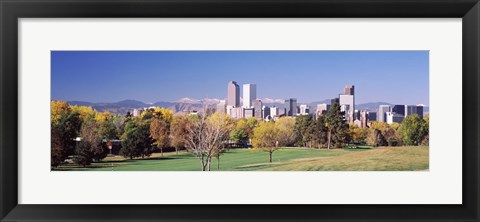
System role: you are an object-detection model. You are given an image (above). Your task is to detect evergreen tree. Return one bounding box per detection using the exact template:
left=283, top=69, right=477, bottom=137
left=121, top=120, right=154, bottom=159
left=293, top=114, right=316, bottom=147
left=314, top=116, right=328, bottom=147
left=324, top=103, right=349, bottom=149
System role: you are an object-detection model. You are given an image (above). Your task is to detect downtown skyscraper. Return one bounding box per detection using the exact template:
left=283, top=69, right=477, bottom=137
left=243, top=83, right=256, bottom=108
left=344, top=85, right=355, bottom=95
left=227, top=81, right=240, bottom=107
left=285, top=98, right=297, bottom=116
left=378, top=105, right=391, bottom=122
left=339, top=85, right=355, bottom=123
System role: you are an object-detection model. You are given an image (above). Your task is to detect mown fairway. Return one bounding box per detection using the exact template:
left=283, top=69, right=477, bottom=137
left=55, top=146, right=428, bottom=171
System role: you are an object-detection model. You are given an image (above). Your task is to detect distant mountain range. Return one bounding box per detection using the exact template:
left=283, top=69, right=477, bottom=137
left=67, top=98, right=428, bottom=115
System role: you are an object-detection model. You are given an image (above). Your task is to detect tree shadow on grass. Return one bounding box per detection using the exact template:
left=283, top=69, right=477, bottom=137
left=54, top=154, right=196, bottom=171
left=344, top=146, right=373, bottom=150
left=52, top=164, right=122, bottom=170
left=235, top=162, right=282, bottom=171
left=130, top=156, right=190, bottom=161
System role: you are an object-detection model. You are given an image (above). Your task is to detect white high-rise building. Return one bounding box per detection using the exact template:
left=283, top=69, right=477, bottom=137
left=378, top=105, right=391, bottom=122
left=316, top=103, right=330, bottom=118
left=339, top=94, right=354, bottom=122
left=270, top=106, right=278, bottom=117
left=243, top=84, right=257, bottom=108
left=386, top=111, right=404, bottom=124
left=299, top=104, right=310, bottom=115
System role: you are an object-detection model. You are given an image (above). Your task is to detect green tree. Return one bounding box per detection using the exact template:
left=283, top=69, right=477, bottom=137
left=230, top=127, right=248, bottom=144
left=121, top=120, right=154, bottom=159
left=229, top=118, right=255, bottom=146
left=51, top=108, right=82, bottom=167
left=313, top=116, right=328, bottom=148
left=113, top=114, right=128, bottom=138
left=400, top=114, right=426, bottom=145
left=95, top=112, right=118, bottom=140
left=421, top=114, right=429, bottom=145
left=324, top=103, right=349, bottom=149
left=252, top=121, right=279, bottom=162
left=51, top=125, right=65, bottom=167
left=293, top=114, right=316, bottom=147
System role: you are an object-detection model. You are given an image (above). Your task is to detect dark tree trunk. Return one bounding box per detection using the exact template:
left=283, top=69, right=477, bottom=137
left=217, top=155, right=220, bottom=170
left=161, top=148, right=163, bottom=157
left=201, top=156, right=206, bottom=171
left=269, top=151, right=272, bottom=163
left=327, top=129, right=332, bottom=150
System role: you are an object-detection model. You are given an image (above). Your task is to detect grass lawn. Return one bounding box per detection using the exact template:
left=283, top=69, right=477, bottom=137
left=54, top=146, right=428, bottom=171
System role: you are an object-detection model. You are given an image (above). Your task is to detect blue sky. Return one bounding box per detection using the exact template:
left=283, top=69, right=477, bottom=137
left=51, top=51, right=429, bottom=105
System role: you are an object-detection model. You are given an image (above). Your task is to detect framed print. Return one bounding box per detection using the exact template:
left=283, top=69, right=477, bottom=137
left=1, top=0, right=479, bottom=221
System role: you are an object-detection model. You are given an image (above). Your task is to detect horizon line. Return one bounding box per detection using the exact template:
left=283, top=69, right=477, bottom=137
left=53, top=98, right=429, bottom=106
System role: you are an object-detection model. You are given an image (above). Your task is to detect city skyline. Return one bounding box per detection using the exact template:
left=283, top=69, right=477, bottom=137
left=51, top=51, right=429, bottom=105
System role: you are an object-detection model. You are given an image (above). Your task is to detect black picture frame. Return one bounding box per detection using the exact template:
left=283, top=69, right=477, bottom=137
left=1, top=0, right=479, bottom=221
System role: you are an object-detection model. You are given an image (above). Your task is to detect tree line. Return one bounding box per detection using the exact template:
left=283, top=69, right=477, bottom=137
left=51, top=101, right=428, bottom=170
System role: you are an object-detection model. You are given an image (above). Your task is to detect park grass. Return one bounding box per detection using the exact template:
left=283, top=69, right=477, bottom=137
left=53, top=146, right=428, bottom=171
left=263, top=146, right=429, bottom=171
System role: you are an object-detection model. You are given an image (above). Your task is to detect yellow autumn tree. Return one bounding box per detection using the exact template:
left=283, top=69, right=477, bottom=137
left=252, top=121, right=279, bottom=163
left=94, top=111, right=113, bottom=125
left=70, top=105, right=96, bottom=121
left=51, top=100, right=70, bottom=124
left=208, top=112, right=235, bottom=132
left=152, top=107, right=174, bottom=124
left=170, top=115, right=190, bottom=154
left=274, top=117, right=296, bottom=147
left=150, top=117, right=169, bottom=156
